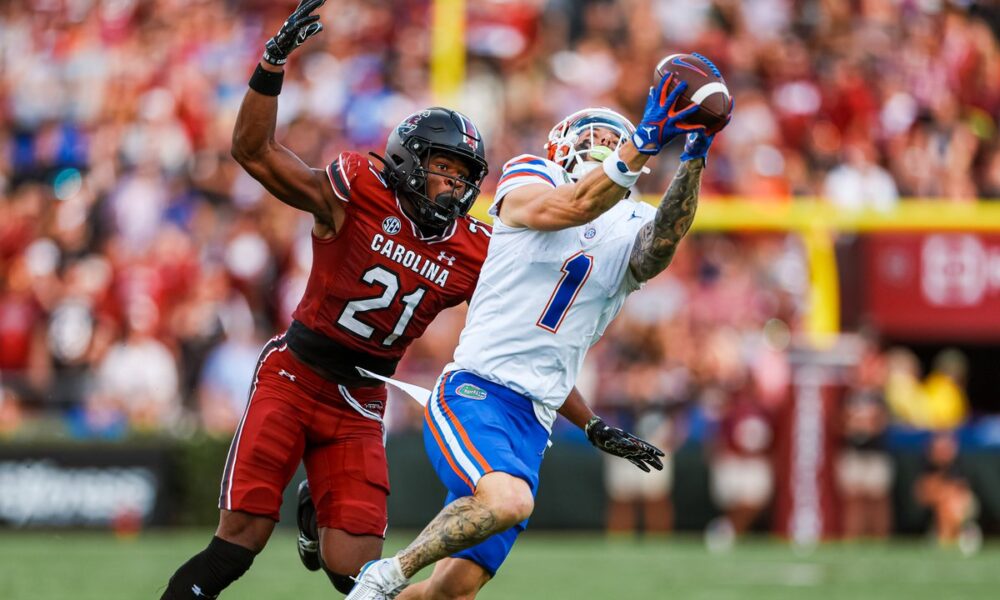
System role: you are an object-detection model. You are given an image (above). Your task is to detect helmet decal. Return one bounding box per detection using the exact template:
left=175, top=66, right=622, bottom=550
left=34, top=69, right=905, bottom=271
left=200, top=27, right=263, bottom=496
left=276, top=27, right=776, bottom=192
left=452, top=111, right=481, bottom=153
left=397, top=110, right=432, bottom=136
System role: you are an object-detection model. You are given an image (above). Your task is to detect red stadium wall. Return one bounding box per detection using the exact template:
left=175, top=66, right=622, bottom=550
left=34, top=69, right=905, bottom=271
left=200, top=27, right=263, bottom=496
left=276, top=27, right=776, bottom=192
left=863, top=233, right=1000, bottom=342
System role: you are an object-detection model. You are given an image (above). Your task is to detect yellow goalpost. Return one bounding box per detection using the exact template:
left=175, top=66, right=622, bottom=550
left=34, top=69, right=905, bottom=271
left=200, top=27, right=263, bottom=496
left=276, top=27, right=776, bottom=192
left=430, top=0, right=466, bottom=106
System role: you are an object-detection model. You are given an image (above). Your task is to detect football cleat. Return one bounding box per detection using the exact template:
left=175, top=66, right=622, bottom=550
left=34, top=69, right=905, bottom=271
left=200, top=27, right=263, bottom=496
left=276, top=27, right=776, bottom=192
left=344, top=557, right=409, bottom=600
left=296, top=480, right=322, bottom=572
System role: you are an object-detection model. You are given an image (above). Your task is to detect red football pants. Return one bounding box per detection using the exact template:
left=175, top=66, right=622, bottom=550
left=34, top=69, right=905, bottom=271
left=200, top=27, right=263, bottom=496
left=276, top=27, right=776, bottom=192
left=218, top=335, right=389, bottom=536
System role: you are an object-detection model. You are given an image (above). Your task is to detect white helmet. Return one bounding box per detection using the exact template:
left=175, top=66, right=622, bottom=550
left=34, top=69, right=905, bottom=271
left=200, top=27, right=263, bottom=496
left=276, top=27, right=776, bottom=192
left=545, top=107, right=636, bottom=180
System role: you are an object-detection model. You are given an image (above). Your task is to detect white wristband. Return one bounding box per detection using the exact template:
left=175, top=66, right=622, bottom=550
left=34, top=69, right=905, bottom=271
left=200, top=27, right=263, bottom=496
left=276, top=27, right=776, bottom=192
left=601, top=149, right=643, bottom=189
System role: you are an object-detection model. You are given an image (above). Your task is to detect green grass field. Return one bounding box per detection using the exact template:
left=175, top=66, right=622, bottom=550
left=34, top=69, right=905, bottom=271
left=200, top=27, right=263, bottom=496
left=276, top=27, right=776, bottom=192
left=1, top=529, right=997, bottom=599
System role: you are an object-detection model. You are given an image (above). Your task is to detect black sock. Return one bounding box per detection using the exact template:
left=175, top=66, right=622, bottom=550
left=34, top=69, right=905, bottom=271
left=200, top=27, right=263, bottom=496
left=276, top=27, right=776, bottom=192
left=160, top=536, right=257, bottom=599
left=325, top=569, right=355, bottom=594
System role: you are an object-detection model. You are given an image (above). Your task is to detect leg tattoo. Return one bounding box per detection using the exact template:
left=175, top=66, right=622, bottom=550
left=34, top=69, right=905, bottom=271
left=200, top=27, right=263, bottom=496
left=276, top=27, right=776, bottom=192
left=397, top=496, right=501, bottom=578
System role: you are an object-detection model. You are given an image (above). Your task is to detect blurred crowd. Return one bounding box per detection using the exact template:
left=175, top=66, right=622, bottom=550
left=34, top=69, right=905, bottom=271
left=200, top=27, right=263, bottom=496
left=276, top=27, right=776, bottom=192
left=0, top=0, right=998, bottom=542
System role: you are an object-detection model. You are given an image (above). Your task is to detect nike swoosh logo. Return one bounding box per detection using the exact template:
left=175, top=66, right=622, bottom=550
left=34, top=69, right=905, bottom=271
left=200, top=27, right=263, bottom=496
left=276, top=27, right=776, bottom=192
left=671, top=56, right=708, bottom=77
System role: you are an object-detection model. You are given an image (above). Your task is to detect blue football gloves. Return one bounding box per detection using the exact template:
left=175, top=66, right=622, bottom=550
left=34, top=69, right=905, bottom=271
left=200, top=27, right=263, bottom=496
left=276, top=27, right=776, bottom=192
left=679, top=131, right=715, bottom=163
left=631, top=74, right=703, bottom=156
left=678, top=97, right=733, bottom=163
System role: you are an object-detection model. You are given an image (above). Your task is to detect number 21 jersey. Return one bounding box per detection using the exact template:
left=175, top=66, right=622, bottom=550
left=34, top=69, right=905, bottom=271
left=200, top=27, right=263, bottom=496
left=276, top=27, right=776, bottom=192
left=291, top=151, right=490, bottom=377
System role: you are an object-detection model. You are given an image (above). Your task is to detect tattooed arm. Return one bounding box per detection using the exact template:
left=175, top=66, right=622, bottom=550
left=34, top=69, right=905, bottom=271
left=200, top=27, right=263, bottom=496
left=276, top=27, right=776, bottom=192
left=628, top=157, right=704, bottom=283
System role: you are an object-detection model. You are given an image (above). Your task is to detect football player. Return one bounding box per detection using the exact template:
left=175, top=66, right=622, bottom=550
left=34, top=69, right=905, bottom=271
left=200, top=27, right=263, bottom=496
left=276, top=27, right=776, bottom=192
left=343, top=65, right=730, bottom=599
left=156, top=0, right=491, bottom=597
left=158, top=2, right=662, bottom=598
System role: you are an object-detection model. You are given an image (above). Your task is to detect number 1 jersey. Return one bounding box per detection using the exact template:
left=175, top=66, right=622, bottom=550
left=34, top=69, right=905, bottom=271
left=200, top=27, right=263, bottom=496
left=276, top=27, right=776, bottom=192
left=291, top=151, right=490, bottom=373
left=447, top=154, right=656, bottom=430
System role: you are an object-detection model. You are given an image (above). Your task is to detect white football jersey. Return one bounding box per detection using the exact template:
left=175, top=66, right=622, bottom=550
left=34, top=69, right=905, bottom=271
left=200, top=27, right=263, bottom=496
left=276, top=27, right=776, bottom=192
left=447, top=154, right=656, bottom=430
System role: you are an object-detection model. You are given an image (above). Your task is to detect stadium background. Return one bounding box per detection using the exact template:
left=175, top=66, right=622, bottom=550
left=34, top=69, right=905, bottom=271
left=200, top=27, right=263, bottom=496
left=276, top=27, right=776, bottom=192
left=2, top=0, right=1000, bottom=598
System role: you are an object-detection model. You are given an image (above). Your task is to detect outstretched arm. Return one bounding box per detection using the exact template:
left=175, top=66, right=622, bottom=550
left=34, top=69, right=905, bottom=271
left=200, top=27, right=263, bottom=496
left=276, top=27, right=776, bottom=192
left=230, top=0, right=342, bottom=232
left=627, top=155, right=704, bottom=283
left=499, top=143, right=650, bottom=231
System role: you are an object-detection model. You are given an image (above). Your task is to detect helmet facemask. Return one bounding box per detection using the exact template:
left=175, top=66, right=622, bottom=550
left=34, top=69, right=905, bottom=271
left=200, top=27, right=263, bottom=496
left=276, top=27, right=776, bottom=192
left=546, top=108, right=636, bottom=181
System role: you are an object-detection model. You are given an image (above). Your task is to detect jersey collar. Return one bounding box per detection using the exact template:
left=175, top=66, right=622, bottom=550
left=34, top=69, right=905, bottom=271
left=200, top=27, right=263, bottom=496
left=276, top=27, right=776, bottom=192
left=394, top=193, right=458, bottom=244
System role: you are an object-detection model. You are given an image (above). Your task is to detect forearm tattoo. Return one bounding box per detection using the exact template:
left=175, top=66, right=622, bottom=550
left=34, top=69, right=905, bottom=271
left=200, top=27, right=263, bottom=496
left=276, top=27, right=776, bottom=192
left=397, top=495, right=501, bottom=578
left=629, top=158, right=704, bottom=282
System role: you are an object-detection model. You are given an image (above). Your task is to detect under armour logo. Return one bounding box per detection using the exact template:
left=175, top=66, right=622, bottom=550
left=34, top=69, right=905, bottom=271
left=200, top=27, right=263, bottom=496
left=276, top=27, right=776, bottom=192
left=629, top=210, right=641, bottom=220
left=642, top=126, right=656, bottom=136
left=279, top=369, right=297, bottom=382
left=191, top=584, right=214, bottom=598
left=437, top=252, right=456, bottom=266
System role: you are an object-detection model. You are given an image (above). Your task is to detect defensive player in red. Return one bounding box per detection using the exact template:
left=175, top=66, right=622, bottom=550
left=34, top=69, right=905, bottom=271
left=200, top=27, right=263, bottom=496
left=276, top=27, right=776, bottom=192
left=156, top=1, right=492, bottom=598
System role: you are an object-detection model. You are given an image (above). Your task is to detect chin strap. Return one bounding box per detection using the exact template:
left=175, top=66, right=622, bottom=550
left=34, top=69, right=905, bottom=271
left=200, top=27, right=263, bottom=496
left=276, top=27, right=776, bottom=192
left=570, top=160, right=601, bottom=180
left=368, top=152, right=399, bottom=187
left=370, top=151, right=470, bottom=233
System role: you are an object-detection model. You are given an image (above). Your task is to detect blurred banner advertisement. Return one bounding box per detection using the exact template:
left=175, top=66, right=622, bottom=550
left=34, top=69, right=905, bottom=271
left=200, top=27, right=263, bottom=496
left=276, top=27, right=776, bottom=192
left=864, top=234, right=1000, bottom=341
left=0, top=446, right=170, bottom=528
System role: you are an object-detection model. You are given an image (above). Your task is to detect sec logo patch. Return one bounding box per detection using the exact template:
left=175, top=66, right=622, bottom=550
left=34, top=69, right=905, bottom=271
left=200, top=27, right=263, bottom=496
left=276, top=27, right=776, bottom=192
left=456, top=383, right=487, bottom=400
left=382, top=217, right=402, bottom=235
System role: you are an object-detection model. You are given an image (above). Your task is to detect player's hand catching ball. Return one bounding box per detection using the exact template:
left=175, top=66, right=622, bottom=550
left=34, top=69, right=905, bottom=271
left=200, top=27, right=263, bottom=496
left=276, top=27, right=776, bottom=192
left=585, top=416, right=666, bottom=473
left=678, top=96, right=733, bottom=164
left=264, top=0, right=326, bottom=66
left=631, top=74, right=702, bottom=156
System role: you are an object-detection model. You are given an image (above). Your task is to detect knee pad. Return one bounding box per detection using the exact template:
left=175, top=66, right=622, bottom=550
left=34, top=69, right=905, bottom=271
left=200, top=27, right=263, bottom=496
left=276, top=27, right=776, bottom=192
left=325, top=570, right=355, bottom=594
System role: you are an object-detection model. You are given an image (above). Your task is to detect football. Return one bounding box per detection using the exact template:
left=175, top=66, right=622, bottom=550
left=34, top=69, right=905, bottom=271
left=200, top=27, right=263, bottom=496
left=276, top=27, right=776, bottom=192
left=654, top=53, right=733, bottom=134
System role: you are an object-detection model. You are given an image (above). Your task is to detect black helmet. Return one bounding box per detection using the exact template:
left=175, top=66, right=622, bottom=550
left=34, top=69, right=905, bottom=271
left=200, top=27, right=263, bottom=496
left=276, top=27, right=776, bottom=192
left=378, top=107, right=488, bottom=229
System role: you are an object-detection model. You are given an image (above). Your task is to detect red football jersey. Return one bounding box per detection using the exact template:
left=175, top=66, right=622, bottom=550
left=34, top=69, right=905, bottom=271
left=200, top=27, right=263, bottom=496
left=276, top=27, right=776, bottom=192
left=291, top=151, right=490, bottom=366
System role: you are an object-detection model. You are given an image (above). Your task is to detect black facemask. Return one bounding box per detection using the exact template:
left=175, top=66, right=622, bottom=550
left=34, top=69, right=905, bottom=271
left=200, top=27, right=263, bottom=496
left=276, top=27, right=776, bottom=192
left=374, top=151, right=481, bottom=232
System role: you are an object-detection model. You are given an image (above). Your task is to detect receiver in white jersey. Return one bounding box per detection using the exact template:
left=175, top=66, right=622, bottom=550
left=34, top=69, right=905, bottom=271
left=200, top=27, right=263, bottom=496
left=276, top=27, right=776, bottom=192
left=446, top=154, right=655, bottom=430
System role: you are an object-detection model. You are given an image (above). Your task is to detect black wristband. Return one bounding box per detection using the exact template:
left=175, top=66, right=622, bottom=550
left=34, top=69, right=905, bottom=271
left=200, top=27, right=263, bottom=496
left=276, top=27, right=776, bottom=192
left=249, top=64, right=284, bottom=96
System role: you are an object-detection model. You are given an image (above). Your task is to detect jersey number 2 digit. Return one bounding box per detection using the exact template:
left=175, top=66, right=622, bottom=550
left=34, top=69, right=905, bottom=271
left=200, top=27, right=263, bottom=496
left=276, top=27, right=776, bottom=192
left=537, top=252, right=593, bottom=333
left=337, top=266, right=427, bottom=346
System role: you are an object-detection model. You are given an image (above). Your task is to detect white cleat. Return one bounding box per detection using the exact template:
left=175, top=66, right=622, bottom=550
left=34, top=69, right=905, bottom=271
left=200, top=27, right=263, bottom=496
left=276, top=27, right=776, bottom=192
left=345, top=557, right=410, bottom=600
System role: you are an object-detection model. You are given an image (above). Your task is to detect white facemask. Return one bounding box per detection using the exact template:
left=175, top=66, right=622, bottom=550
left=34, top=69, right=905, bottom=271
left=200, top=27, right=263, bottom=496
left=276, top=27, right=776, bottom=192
left=568, top=145, right=613, bottom=180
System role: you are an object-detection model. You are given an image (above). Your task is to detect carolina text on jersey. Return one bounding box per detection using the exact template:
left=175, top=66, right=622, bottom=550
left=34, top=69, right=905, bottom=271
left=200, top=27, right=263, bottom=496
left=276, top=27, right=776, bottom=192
left=370, top=234, right=451, bottom=288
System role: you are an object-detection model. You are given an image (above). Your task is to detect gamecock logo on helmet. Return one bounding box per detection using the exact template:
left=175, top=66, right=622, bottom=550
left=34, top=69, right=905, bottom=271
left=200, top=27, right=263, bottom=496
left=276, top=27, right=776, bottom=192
left=382, top=216, right=402, bottom=235
left=397, top=110, right=431, bottom=136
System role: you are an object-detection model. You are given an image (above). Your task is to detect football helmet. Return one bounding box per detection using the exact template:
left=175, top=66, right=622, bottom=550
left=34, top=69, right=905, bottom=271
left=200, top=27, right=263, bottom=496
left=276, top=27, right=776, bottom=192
left=379, top=108, right=488, bottom=229
left=545, top=107, right=636, bottom=180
